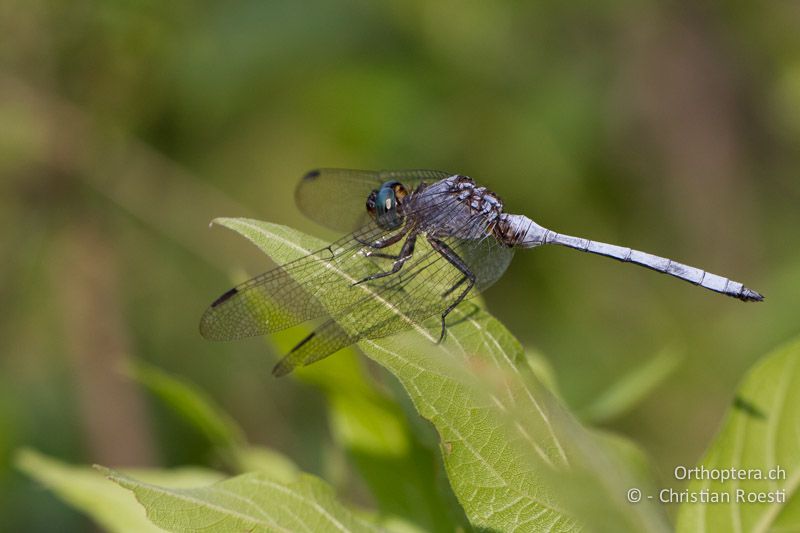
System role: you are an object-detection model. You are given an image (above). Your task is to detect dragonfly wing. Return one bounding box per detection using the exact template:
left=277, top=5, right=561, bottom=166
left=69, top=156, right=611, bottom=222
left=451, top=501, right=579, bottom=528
left=271, top=231, right=514, bottom=375
left=201, top=186, right=466, bottom=342
left=199, top=224, right=400, bottom=340
left=271, top=250, right=442, bottom=376
left=205, top=177, right=516, bottom=373
left=296, top=169, right=453, bottom=232
left=272, top=320, right=356, bottom=376
left=377, top=169, right=455, bottom=186
left=450, top=234, right=515, bottom=292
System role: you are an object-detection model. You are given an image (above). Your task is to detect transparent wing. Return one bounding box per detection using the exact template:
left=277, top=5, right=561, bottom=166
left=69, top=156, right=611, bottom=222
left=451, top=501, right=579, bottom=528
left=203, top=177, right=515, bottom=375
left=200, top=184, right=461, bottom=341
left=295, top=168, right=453, bottom=232
left=199, top=223, right=396, bottom=340
left=272, top=222, right=515, bottom=376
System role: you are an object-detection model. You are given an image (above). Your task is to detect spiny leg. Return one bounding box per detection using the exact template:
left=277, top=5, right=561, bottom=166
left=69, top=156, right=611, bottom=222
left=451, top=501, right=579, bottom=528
left=355, top=227, right=407, bottom=249
left=356, top=226, right=409, bottom=261
left=427, top=236, right=476, bottom=342
left=354, top=231, right=418, bottom=285
left=442, top=275, right=468, bottom=297
left=363, top=251, right=402, bottom=261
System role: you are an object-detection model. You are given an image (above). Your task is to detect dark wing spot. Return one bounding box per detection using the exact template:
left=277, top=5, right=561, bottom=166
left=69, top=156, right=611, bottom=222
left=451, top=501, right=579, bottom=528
left=733, top=395, right=766, bottom=419
left=211, top=287, right=238, bottom=307
left=302, top=169, right=321, bottom=181
left=272, top=332, right=317, bottom=377
left=289, top=331, right=316, bottom=353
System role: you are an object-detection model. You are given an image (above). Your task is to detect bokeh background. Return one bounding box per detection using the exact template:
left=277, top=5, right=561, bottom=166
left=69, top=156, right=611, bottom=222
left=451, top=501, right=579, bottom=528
left=1, top=0, right=798, bottom=530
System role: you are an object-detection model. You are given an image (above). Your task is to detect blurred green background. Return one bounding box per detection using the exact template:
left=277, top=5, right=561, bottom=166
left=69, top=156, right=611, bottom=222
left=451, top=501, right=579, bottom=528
left=1, top=0, right=798, bottom=530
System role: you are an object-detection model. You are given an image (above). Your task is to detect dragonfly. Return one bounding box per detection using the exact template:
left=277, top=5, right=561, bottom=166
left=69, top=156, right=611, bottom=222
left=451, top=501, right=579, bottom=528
left=200, top=169, right=763, bottom=376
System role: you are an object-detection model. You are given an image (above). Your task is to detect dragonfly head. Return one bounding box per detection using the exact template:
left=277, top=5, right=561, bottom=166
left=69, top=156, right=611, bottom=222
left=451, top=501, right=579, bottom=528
left=367, top=181, right=408, bottom=230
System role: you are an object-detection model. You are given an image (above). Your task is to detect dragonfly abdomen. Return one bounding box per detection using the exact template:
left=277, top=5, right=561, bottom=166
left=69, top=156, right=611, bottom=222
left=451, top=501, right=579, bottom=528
left=503, top=213, right=763, bottom=302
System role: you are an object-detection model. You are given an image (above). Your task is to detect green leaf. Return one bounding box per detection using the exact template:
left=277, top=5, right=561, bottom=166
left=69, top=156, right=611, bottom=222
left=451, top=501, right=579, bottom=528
left=125, top=360, right=247, bottom=451
left=127, top=360, right=304, bottom=481
left=676, top=338, right=800, bottom=532
left=593, top=430, right=656, bottom=491
left=211, top=218, right=669, bottom=532
left=102, top=467, right=382, bottom=533
left=283, top=342, right=467, bottom=532
left=232, top=446, right=300, bottom=483
left=579, top=348, right=682, bottom=424
left=15, top=448, right=223, bottom=533
left=525, top=347, right=563, bottom=398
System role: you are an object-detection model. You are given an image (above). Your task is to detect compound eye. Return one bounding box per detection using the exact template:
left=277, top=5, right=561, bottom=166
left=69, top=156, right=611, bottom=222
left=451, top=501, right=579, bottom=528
left=375, top=186, right=397, bottom=217
left=373, top=182, right=403, bottom=230
left=366, top=190, right=378, bottom=218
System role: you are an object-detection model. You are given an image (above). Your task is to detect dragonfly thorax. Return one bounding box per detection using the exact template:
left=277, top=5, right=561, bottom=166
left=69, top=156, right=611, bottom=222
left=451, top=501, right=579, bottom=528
left=406, top=175, right=507, bottom=241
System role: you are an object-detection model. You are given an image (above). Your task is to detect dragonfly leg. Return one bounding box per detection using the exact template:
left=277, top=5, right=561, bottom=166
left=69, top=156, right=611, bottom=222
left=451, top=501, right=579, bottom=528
left=363, top=251, right=401, bottom=260
left=355, top=228, right=407, bottom=249
left=354, top=226, right=409, bottom=261
left=427, top=237, right=476, bottom=342
left=357, top=227, right=409, bottom=260
left=354, top=232, right=418, bottom=285
left=442, top=275, right=468, bottom=297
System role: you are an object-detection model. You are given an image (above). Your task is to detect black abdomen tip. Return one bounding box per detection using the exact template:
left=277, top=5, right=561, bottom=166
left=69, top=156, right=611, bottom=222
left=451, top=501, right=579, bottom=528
left=302, top=169, right=321, bottom=181
left=740, top=287, right=764, bottom=302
